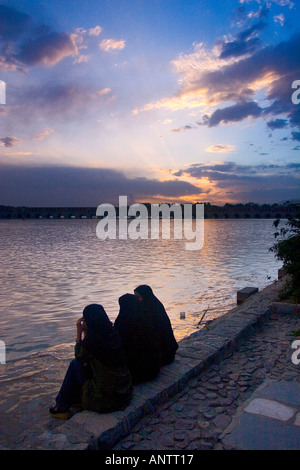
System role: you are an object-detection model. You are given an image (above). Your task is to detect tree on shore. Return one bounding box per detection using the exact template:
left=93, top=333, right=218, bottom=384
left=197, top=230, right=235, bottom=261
left=270, top=213, right=300, bottom=303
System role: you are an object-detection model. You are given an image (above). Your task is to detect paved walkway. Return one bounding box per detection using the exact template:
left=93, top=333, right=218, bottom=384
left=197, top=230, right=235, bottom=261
left=112, top=301, right=300, bottom=451
left=221, top=380, right=300, bottom=450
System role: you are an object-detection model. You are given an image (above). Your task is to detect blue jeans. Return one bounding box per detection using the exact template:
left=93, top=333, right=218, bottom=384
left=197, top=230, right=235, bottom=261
left=56, top=358, right=85, bottom=410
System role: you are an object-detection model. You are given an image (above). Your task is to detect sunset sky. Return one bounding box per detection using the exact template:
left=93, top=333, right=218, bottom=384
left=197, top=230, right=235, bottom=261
left=0, top=0, right=299, bottom=206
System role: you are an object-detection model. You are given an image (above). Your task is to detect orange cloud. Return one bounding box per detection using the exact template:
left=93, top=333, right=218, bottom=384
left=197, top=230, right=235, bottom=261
left=99, top=39, right=126, bottom=52
left=88, top=25, right=102, bottom=37
left=33, top=128, right=54, bottom=141
left=90, top=88, right=112, bottom=99
left=206, top=144, right=236, bottom=153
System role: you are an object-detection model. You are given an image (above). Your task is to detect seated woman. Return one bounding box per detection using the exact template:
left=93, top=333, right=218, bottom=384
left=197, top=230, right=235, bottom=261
left=133, top=285, right=178, bottom=367
left=49, top=304, right=133, bottom=419
left=115, top=294, right=161, bottom=384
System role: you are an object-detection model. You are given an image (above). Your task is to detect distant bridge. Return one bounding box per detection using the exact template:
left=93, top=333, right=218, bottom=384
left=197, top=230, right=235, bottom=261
left=0, top=203, right=299, bottom=220
left=0, top=206, right=98, bottom=219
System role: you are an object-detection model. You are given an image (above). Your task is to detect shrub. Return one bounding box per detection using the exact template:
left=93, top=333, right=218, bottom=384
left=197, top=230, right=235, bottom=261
left=270, top=213, right=300, bottom=303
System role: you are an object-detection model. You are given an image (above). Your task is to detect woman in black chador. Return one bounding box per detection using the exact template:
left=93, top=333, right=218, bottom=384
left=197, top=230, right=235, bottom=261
left=115, top=286, right=178, bottom=384
left=115, top=293, right=161, bottom=384
left=134, top=285, right=178, bottom=366
left=49, top=304, right=133, bottom=419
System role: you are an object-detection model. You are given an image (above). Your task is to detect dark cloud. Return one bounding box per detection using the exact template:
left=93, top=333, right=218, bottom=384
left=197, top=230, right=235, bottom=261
left=233, top=4, right=269, bottom=23
left=176, top=33, right=300, bottom=139
left=219, top=21, right=267, bottom=59
left=17, top=32, right=77, bottom=66
left=287, top=163, right=300, bottom=170
left=0, top=136, right=21, bottom=147
left=0, top=5, right=77, bottom=71
left=289, top=106, right=300, bottom=128
left=207, top=102, right=262, bottom=127
left=0, top=5, right=31, bottom=40
left=219, top=37, right=261, bottom=59
left=291, top=131, right=300, bottom=141
left=173, top=160, right=300, bottom=203
left=239, top=21, right=267, bottom=41
left=207, top=33, right=300, bottom=96
left=197, top=115, right=209, bottom=126
left=266, top=118, right=288, bottom=130
left=175, top=160, right=299, bottom=180
left=176, top=162, right=250, bottom=180
left=0, top=165, right=204, bottom=206
left=190, top=161, right=252, bottom=173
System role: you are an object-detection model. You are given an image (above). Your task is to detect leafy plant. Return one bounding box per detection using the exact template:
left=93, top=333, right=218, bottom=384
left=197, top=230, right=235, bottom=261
left=291, top=330, right=300, bottom=338
left=270, top=212, right=300, bottom=303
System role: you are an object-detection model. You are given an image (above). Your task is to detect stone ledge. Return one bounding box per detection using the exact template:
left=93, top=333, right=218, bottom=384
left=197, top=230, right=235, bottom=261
left=28, top=297, right=277, bottom=450
left=237, top=287, right=259, bottom=305
left=271, top=302, right=300, bottom=315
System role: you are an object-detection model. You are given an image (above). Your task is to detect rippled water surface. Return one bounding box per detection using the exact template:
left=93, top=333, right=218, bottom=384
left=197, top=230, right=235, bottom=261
left=0, top=219, right=281, bottom=361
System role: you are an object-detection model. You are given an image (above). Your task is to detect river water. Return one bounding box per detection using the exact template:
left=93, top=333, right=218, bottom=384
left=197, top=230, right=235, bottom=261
left=0, top=218, right=281, bottom=363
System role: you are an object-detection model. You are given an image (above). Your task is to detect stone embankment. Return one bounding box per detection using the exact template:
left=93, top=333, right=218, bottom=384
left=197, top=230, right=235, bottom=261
left=6, top=275, right=297, bottom=450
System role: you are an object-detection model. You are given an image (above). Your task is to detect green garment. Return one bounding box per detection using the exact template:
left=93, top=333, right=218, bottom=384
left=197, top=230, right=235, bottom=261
left=75, top=341, right=133, bottom=413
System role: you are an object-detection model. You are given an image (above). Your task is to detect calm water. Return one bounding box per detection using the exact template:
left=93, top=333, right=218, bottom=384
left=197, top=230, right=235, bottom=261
left=0, top=219, right=281, bottom=362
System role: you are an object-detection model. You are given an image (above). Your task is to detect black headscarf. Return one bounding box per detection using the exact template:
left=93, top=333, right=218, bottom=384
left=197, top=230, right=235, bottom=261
left=118, top=293, right=139, bottom=314
left=133, top=285, right=157, bottom=328
left=82, top=304, right=125, bottom=368
left=116, top=294, right=148, bottom=343
left=134, top=285, right=178, bottom=365
left=134, top=285, right=169, bottom=328
left=118, top=294, right=140, bottom=323
left=134, top=284, right=157, bottom=302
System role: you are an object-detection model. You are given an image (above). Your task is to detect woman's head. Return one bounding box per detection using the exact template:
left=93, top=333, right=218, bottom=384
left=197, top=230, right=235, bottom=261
left=134, top=285, right=154, bottom=302
left=81, top=304, right=123, bottom=364
left=119, top=293, right=138, bottom=311
left=83, top=304, right=112, bottom=333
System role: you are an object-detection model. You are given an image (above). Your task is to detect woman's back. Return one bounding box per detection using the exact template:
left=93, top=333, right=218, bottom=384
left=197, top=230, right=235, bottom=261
left=75, top=340, right=133, bottom=412
left=77, top=304, right=133, bottom=412
left=115, top=294, right=161, bottom=384
left=134, top=285, right=178, bottom=366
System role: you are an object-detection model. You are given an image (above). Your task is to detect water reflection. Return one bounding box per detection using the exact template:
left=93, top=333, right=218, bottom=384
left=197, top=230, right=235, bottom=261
left=0, top=219, right=281, bottom=361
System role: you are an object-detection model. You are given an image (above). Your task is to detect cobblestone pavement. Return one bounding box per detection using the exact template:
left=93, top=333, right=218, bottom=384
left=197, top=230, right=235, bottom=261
left=113, top=309, right=300, bottom=450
